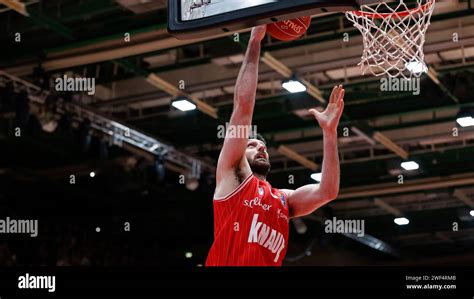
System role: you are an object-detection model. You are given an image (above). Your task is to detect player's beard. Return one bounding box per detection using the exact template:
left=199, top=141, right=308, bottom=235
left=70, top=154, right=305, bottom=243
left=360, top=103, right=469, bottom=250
left=249, top=158, right=271, bottom=177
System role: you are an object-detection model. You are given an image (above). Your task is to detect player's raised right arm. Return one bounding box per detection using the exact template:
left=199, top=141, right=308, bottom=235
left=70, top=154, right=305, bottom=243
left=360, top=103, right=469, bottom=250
left=216, top=25, right=266, bottom=183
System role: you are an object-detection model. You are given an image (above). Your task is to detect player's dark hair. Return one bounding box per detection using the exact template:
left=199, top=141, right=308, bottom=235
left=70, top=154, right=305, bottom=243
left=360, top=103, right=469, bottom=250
left=249, top=133, right=266, bottom=145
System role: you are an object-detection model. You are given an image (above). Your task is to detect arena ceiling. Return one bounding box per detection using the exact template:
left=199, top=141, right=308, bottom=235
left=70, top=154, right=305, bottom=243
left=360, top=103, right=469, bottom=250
left=1, top=0, right=474, bottom=264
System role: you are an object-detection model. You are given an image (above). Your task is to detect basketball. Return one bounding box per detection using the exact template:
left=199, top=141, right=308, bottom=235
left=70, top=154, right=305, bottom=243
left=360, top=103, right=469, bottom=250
left=267, top=16, right=312, bottom=41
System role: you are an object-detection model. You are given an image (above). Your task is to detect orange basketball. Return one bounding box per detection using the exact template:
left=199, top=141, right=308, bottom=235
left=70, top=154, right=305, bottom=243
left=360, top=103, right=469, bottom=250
left=267, top=16, right=312, bottom=41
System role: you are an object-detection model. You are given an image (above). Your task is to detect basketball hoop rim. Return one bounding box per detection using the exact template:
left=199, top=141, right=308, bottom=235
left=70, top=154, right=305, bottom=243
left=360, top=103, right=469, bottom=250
left=348, top=0, right=434, bottom=19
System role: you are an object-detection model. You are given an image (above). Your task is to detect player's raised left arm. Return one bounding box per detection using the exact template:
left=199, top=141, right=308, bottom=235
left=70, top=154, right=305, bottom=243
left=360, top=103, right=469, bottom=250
left=282, top=85, right=345, bottom=218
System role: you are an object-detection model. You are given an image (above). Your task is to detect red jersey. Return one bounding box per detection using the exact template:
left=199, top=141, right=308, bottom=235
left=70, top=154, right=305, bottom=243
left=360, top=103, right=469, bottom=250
left=206, top=174, right=290, bottom=266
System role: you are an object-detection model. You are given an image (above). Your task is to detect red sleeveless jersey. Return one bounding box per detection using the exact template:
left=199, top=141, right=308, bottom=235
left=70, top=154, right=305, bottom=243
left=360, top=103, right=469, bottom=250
left=206, top=174, right=290, bottom=266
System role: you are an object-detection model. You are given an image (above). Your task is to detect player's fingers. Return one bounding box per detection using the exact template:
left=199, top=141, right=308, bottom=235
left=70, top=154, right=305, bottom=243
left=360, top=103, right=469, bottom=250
left=336, top=86, right=343, bottom=102
left=336, top=85, right=343, bottom=103
left=337, top=89, right=345, bottom=106
left=337, top=100, right=345, bottom=120
left=308, top=108, right=321, bottom=119
left=330, top=86, right=337, bottom=103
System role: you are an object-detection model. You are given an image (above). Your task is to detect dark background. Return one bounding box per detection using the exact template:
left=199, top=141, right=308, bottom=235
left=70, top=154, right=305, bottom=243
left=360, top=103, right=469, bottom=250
left=1, top=0, right=474, bottom=268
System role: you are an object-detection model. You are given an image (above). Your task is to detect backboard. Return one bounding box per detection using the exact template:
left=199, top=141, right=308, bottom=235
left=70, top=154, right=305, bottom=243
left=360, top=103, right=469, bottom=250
left=168, top=0, right=358, bottom=40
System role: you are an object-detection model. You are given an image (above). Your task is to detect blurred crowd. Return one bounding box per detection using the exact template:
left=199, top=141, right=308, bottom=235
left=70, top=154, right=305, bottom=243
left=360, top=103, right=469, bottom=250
left=0, top=223, right=138, bottom=267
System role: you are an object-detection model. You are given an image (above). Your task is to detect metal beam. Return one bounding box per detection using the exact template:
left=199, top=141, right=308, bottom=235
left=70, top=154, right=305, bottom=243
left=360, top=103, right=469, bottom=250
left=113, top=59, right=218, bottom=119
left=268, top=134, right=474, bottom=176
left=0, top=0, right=76, bottom=40
left=261, top=100, right=474, bottom=139
left=4, top=7, right=474, bottom=76
left=261, top=52, right=326, bottom=103
left=4, top=27, right=250, bottom=76
left=146, top=73, right=218, bottom=119
left=0, top=0, right=123, bottom=34
left=342, top=232, right=399, bottom=257
left=373, top=198, right=403, bottom=217
left=303, top=214, right=399, bottom=257
left=93, top=57, right=474, bottom=112
left=351, top=126, right=376, bottom=146
left=0, top=70, right=215, bottom=175
left=338, top=172, right=474, bottom=200
left=0, top=0, right=28, bottom=16
left=277, top=145, right=319, bottom=171
left=372, top=131, right=410, bottom=160
left=427, top=66, right=460, bottom=104
left=453, top=189, right=474, bottom=208
left=27, top=9, right=75, bottom=40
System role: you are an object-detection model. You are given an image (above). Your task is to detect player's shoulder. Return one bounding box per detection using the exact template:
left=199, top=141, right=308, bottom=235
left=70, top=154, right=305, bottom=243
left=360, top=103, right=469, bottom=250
left=278, top=188, right=294, bottom=198
left=213, top=172, right=256, bottom=201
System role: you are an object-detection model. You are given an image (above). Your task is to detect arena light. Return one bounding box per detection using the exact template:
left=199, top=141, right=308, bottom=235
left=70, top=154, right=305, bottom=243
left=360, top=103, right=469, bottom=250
left=185, top=252, right=193, bottom=259
left=456, top=116, right=474, bottom=128
left=311, top=172, right=322, bottom=182
left=147, top=73, right=217, bottom=118
left=172, top=98, right=196, bottom=112
left=185, top=177, right=200, bottom=191
left=470, top=210, right=474, bottom=217
left=89, top=171, right=96, bottom=178
left=406, top=60, right=427, bottom=75
left=394, top=217, right=409, bottom=226
left=292, top=218, right=308, bottom=234
left=154, top=158, right=166, bottom=183
left=282, top=79, right=307, bottom=93
left=401, top=161, right=419, bottom=171
left=261, top=52, right=325, bottom=103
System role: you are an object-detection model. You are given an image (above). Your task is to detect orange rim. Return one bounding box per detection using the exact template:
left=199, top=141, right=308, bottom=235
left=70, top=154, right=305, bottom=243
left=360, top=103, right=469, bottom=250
left=350, top=1, right=434, bottom=19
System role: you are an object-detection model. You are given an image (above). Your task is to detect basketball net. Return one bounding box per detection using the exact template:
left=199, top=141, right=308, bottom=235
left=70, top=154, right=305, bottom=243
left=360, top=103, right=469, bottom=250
left=346, top=0, right=435, bottom=79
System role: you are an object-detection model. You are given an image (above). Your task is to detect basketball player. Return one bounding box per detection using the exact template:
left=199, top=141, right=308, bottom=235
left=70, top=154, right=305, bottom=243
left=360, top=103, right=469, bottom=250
left=206, top=25, right=345, bottom=266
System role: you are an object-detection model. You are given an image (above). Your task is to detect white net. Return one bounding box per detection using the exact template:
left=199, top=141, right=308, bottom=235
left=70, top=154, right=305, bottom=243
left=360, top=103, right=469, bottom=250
left=346, top=0, right=435, bottom=79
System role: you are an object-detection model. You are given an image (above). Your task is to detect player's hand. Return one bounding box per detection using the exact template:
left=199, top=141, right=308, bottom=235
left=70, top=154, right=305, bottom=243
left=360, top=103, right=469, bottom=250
left=250, top=25, right=267, bottom=41
left=309, top=85, right=345, bottom=133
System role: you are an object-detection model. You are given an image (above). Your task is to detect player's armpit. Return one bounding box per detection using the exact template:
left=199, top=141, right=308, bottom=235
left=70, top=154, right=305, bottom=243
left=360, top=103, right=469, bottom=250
left=281, top=185, right=335, bottom=218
